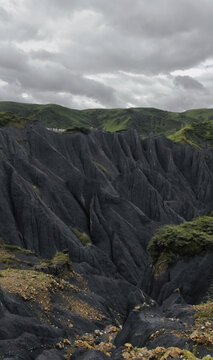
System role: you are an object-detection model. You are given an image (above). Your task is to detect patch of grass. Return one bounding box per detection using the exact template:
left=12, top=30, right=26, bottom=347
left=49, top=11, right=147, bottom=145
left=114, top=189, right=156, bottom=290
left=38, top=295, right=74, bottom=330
left=2, top=243, right=34, bottom=255
left=0, top=268, right=81, bottom=311
left=147, top=215, right=213, bottom=267
left=92, top=159, right=114, bottom=177
left=0, top=269, right=57, bottom=309
left=0, top=239, right=35, bottom=269
left=51, top=251, right=70, bottom=263
left=182, top=350, right=198, bottom=360
left=182, top=108, right=213, bottom=123
left=0, top=253, right=15, bottom=267
left=38, top=251, right=71, bottom=272
left=0, top=246, right=20, bottom=268
left=194, top=302, right=213, bottom=323
left=169, top=120, right=213, bottom=149
left=66, top=296, right=104, bottom=321
left=168, top=125, right=199, bottom=147
left=32, top=185, right=40, bottom=197
left=189, top=302, right=213, bottom=350
left=70, top=227, right=92, bottom=246
left=0, top=250, right=16, bottom=269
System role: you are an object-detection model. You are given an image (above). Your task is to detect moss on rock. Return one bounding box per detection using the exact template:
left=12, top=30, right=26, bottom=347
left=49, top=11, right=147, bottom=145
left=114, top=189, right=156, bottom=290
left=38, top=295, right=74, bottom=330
left=148, top=214, right=213, bottom=266
left=70, top=227, right=92, bottom=246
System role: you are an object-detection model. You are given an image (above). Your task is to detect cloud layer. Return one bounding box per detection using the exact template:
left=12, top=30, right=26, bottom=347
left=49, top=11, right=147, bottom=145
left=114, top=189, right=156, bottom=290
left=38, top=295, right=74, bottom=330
left=0, top=0, right=213, bottom=110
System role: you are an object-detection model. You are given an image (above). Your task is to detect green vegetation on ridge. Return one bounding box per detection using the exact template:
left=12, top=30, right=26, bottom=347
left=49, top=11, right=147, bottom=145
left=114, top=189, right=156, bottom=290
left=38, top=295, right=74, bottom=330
left=148, top=214, right=213, bottom=268
left=0, top=102, right=213, bottom=152
left=169, top=120, right=213, bottom=149
left=1, top=101, right=213, bottom=138
left=0, top=111, right=33, bottom=128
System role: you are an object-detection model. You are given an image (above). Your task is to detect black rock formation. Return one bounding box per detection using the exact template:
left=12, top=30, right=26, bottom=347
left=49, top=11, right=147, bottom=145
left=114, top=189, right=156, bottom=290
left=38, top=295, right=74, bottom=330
left=0, top=123, right=212, bottom=359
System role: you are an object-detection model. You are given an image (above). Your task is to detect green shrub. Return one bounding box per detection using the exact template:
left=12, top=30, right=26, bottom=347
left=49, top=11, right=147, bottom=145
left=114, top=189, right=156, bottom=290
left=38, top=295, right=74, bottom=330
left=148, top=215, right=213, bottom=265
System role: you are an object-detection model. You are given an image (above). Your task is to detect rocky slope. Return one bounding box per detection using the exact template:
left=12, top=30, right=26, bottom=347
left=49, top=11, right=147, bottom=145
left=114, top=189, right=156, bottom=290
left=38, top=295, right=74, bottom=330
left=0, top=122, right=212, bottom=359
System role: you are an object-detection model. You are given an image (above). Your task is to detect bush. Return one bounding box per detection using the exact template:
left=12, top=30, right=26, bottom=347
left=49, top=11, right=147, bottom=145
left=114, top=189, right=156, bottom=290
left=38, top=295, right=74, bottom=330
left=148, top=215, right=213, bottom=265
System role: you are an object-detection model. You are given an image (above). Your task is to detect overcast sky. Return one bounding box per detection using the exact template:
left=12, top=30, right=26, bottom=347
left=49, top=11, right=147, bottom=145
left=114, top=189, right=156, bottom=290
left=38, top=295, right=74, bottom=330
left=0, top=0, right=213, bottom=111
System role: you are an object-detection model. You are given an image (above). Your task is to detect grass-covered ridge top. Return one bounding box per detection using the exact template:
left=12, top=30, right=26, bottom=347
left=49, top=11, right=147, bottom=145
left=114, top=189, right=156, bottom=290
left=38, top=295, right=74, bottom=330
left=169, top=120, right=213, bottom=149
left=0, top=112, right=33, bottom=129
left=1, top=101, right=213, bottom=138
left=148, top=214, right=213, bottom=268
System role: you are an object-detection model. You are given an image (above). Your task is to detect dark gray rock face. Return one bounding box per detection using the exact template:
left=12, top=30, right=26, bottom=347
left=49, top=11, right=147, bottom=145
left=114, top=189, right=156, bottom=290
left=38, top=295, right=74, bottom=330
left=0, top=124, right=212, bottom=359
left=114, top=292, right=213, bottom=357
left=114, top=293, right=186, bottom=348
left=0, top=125, right=212, bottom=281
left=71, top=349, right=110, bottom=359
left=0, top=287, right=64, bottom=359
left=151, top=251, right=213, bottom=304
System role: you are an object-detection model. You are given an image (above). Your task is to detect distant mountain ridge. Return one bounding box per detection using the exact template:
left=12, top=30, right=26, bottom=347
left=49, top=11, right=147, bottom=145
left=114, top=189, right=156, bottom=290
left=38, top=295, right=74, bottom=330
left=0, top=101, right=213, bottom=137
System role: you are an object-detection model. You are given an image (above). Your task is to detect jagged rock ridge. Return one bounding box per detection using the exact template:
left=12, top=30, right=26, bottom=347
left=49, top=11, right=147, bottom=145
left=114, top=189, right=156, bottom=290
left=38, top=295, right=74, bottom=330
left=0, top=123, right=212, bottom=359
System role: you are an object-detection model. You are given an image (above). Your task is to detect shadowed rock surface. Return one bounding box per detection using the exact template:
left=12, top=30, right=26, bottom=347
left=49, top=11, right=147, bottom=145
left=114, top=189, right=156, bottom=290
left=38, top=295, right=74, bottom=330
left=0, top=123, right=212, bottom=359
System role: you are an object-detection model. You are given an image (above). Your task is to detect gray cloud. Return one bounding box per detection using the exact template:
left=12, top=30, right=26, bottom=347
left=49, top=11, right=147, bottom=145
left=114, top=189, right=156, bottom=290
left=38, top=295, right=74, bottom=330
left=0, top=43, right=28, bottom=71
left=174, top=76, right=205, bottom=91
left=0, top=7, right=9, bottom=21
left=0, top=0, right=213, bottom=110
left=30, top=49, right=57, bottom=61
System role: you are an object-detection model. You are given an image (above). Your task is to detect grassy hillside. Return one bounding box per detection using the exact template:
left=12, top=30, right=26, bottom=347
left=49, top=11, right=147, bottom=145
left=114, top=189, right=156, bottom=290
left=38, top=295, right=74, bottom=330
left=169, top=120, right=213, bottom=149
left=0, top=102, right=89, bottom=129
left=0, top=102, right=213, bottom=139
left=0, top=102, right=184, bottom=135
left=182, top=108, right=213, bottom=123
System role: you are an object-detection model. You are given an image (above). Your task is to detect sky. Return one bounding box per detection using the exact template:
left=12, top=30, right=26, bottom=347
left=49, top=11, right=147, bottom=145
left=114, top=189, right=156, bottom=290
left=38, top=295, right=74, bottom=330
left=0, top=0, right=213, bottom=111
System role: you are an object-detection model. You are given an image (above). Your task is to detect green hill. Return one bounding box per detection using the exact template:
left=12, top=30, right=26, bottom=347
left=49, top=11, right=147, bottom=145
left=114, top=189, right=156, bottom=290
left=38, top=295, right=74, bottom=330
left=0, top=101, right=213, bottom=139
left=0, top=102, right=183, bottom=135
